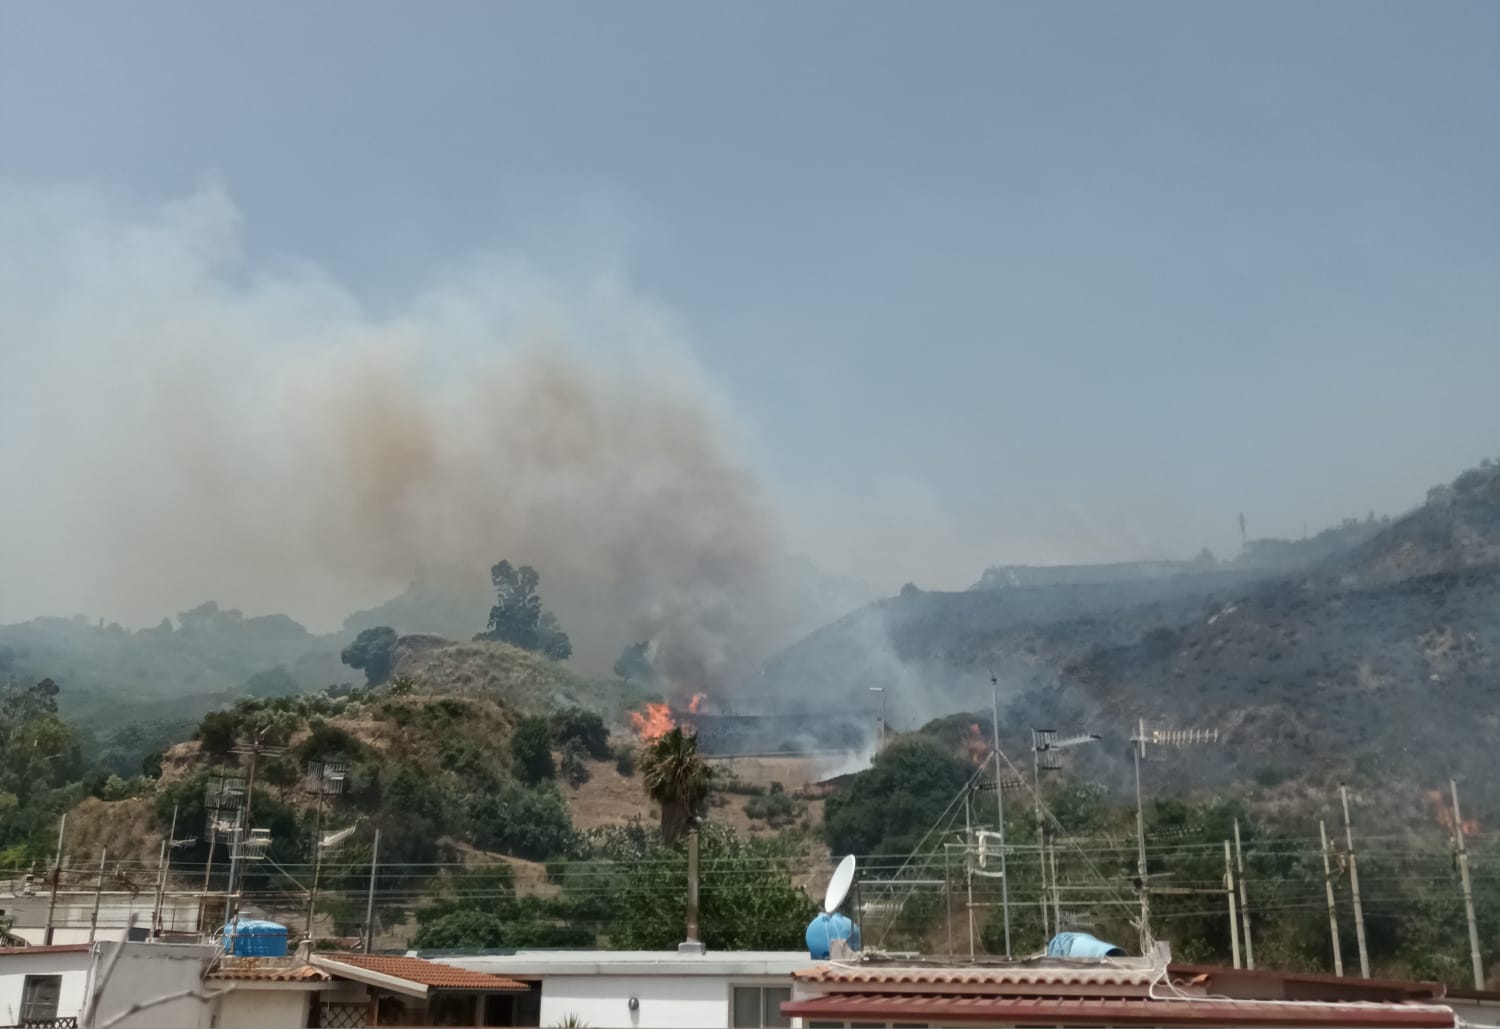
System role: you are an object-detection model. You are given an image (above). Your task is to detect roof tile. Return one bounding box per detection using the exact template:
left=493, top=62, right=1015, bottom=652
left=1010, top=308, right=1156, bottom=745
left=322, top=953, right=528, bottom=991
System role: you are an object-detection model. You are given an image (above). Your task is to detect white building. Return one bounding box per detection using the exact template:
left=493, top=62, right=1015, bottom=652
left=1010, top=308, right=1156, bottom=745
left=435, top=949, right=812, bottom=1029
left=0, top=944, right=91, bottom=1027
left=0, top=891, right=204, bottom=946
left=0, top=940, right=216, bottom=1028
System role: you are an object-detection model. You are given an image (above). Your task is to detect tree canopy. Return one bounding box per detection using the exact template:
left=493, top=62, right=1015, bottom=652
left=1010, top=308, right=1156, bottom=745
left=639, top=727, right=712, bottom=844
left=340, top=626, right=398, bottom=686
left=823, top=736, right=973, bottom=855
left=476, top=561, right=572, bottom=660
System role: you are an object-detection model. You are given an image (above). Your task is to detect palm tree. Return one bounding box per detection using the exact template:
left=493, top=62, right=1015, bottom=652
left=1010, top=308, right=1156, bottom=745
left=639, top=727, right=712, bottom=844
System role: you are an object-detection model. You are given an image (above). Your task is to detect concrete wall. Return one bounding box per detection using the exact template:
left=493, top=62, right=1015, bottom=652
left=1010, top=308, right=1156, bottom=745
left=3, top=892, right=204, bottom=944
left=0, top=950, right=91, bottom=1026
left=88, top=941, right=218, bottom=1028
left=213, top=988, right=312, bottom=1029
left=538, top=974, right=793, bottom=1029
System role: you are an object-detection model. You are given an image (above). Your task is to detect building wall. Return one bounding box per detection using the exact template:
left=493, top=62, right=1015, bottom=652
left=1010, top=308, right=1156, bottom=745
left=88, top=941, right=218, bottom=1029
left=0, top=951, right=91, bottom=1025
left=539, top=974, right=792, bottom=1029
left=3, top=892, right=204, bottom=944
left=213, top=988, right=312, bottom=1029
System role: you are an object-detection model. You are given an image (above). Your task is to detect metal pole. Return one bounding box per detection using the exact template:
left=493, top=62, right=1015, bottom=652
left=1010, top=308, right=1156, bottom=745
left=685, top=828, right=700, bottom=945
left=307, top=783, right=325, bottom=944
left=1133, top=722, right=1150, bottom=952
left=990, top=676, right=1011, bottom=957
left=1320, top=819, right=1344, bottom=977
left=362, top=829, right=380, bottom=952
left=1339, top=785, right=1370, bottom=978
left=152, top=804, right=178, bottom=937
left=89, top=849, right=107, bottom=944
left=944, top=843, right=955, bottom=958
left=1234, top=819, right=1254, bottom=969
left=228, top=737, right=262, bottom=930
left=1032, top=733, right=1049, bottom=944
left=43, top=813, right=65, bottom=946
left=1049, top=837, right=1061, bottom=931
left=201, top=829, right=217, bottom=933
left=1451, top=779, right=1485, bottom=989
left=964, top=789, right=975, bottom=960
left=225, top=811, right=243, bottom=943
left=1224, top=840, right=1241, bottom=969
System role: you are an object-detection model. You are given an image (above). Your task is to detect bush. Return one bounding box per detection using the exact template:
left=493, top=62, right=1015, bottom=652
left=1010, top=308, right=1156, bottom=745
left=560, top=740, right=590, bottom=788
left=468, top=783, right=576, bottom=860
left=613, top=745, right=636, bottom=777
left=550, top=708, right=610, bottom=759
left=744, top=788, right=802, bottom=827
left=196, top=710, right=240, bottom=757
left=511, top=716, right=556, bottom=784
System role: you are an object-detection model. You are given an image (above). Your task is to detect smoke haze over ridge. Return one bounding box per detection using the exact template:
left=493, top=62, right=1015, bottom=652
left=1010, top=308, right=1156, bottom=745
left=0, top=183, right=812, bottom=685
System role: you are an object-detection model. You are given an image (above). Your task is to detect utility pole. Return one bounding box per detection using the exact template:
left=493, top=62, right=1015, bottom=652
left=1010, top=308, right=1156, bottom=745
left=1049, top=838, right=1061, bottom=931
left=682, top=828, right=701, bottom=951
left=1132, top=721, right=1150, bottom=953
left=89, top=849, right=107, bottom=944
left=1234, top=819, right=1254, bottom=969
left=362, top=829, right=380, bottom=953
left=990, top=675, right=1011, bottom=957
left=152, top=804, right=178, bottom=938
left=1031, top=733, right=1049, bottom=943
left=1224, top=840, right=1242, bottom=969
left=42, top=814, right=65, bottom=946
left=1339, top=785, right=1370, bottom=978
left=1451, top=779, right=1484, bottom=989
left=964, top=789, right=976, bottom=960
left=1320, top=819, right=1344, bottom=977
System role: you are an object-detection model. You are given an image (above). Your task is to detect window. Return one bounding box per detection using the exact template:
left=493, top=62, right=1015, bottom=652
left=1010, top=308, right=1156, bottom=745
left=730, top=984, right=791, bottom=1028
left=20, top=974, right=62, bottom=1023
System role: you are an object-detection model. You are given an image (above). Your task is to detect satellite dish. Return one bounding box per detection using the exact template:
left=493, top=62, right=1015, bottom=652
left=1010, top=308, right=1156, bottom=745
left=824, top=854, right=856, bottom=914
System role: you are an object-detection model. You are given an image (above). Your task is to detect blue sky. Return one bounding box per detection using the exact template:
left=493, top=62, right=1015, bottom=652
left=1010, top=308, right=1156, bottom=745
left=2, top=1, right=1497, bottom=595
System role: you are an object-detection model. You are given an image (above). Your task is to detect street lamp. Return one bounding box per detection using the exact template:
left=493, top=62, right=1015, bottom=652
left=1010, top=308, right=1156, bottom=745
left=869, top=687, right=886, bottom=752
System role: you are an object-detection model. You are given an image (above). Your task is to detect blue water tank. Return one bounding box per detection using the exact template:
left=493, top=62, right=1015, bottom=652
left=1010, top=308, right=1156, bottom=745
left=221, top=918, right=288, bottom=957
left=1046, top=931, right=1126, bottom=959
left=806, top=913, right=861, bottom=959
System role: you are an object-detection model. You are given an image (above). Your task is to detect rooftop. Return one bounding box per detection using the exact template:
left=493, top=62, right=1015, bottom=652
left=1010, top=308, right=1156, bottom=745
left=317, top=953, right=528, bottom=992
left=0, top=944, right=93, bottom=956
left=431, top=948, right=813, bottom=977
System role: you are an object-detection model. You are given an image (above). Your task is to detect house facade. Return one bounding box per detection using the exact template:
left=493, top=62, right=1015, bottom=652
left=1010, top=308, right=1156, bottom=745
left=433, top=949, right=812, bottom=1028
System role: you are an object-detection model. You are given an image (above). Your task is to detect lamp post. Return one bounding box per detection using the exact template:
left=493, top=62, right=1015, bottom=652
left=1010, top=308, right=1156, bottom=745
left=869, top=687, right=886, bottom=752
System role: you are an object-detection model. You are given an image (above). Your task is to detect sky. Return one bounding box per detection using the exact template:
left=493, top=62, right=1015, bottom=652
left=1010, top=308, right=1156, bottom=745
left=1, top=1, right=1497, bottom=625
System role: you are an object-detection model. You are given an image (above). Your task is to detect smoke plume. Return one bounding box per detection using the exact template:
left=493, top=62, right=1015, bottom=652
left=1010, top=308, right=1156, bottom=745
left=0, top=183, right=792, bottom=687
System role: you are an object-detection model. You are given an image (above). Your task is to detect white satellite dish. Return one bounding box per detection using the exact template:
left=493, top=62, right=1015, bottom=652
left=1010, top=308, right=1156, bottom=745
left=824, top=854, right=856, bottom=914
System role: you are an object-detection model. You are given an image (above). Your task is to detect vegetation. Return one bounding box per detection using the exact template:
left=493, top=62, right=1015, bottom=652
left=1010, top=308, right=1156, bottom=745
left=510, top=716, right=557, bottom=784
left=340, top=626, right=398, bottom=686
left=476, top=560, right=572, bottom=660
left=639, top=727, right=712, bottom=844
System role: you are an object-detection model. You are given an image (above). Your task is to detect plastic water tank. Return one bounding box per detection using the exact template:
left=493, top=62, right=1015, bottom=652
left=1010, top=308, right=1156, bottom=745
left=805, top=912, right=861, bottom=959
left=221, top=917, right=289, bottom=957
left=1046, top=931, right=1126, bottom=959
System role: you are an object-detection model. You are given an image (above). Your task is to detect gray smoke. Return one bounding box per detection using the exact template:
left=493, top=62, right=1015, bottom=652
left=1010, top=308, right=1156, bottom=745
left=0, top=183, right=809, bottom=688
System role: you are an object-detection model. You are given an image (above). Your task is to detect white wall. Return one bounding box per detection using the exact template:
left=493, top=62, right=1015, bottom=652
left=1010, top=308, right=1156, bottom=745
left=0, top=950, right=91, bottom=1025
left=5, top=893, right=204, bottom=944
left=88, top=942, right=218, bottom=1028
left=212, top=988, right=311, bottom=1029
left=539, top=974, right=790, bottom=1029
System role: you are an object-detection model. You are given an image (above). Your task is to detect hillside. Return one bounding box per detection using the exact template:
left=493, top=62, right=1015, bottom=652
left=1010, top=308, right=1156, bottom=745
left=754, top=458, right=1500, bottom=813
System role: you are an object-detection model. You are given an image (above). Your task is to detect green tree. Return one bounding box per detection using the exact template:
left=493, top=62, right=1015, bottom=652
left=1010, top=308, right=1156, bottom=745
left=639, top=727, right=712, bottom=844
left=477, top=561, right=572, bottom=660
left=511, top=716, right=556, bottom=784
left=340, top=626, right=399, bottom=686
left=602, top=824, right=815, bottom=949
left=612, top=641, right=654, bottom=684
left=467, top=783, right=575, bottom=860
left=824, top=736, right=972, bottom=855
left=550, top=708, right=610, bottom=759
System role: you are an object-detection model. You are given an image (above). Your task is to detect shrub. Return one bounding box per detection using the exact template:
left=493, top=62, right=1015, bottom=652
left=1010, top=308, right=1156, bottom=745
left=613, top=745, right=636, bottom=777
left=468, top=784, right=576, bottom=860
left=550, top=708, right=610, bottom=759
left=560, top=740, right=590, bottom=788
left=511, top=716, right=556, bottom=784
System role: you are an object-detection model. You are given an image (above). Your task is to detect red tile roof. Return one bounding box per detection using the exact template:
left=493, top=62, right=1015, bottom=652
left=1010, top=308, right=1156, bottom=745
left=208, top=959, right=332, bottom=983
left=794, top=962, right=1159, bottom=992
left=320, top=954, right=528, bottom=992
left=782, top=992, right=1457, bottom=1027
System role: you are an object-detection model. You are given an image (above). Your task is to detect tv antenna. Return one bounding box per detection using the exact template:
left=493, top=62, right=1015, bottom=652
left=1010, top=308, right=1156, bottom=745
left=1129, top=718, right=1221, bottom=953
left=304, top=761, right=347, bottom=943
left=1031, top=727, right=1100, bottom=943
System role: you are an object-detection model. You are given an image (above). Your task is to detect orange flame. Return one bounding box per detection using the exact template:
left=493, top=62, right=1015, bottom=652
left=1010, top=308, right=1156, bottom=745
left=964, top=723, right=991, bottom=766
left=1425, top=790, right=1480, bottom=836
left=631, top=702, right=676, bottom=741
left=688, top=693, right=707, bottom=714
